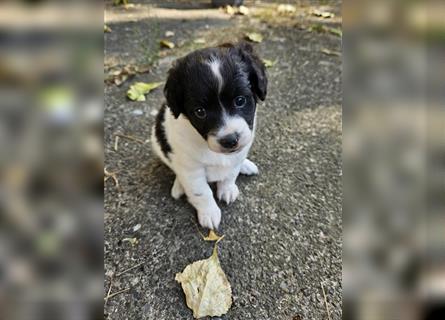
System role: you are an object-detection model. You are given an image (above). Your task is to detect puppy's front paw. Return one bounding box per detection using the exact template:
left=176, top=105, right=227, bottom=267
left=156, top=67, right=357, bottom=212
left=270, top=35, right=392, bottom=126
left=240, top=158, right=259, bottom=176
left=217, top=183, right=239, bottom=204
left=197, top=204, right=221, bottom=230
left=171, top=178, right=184, bottom=200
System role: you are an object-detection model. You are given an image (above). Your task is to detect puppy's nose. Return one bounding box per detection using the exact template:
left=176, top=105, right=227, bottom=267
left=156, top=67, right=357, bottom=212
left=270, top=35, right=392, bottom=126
left=219, top=133, right=239, bottom=149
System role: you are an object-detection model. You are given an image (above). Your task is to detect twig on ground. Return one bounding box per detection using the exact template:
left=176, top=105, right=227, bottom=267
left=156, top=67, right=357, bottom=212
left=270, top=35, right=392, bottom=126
left=116, top=262, right=144, bottom=277
left=104, top=275, right=114, bottom=307
left=104, top=288, right=130, bottom=301
left=114, top=135, right=119, bottom=151
left=321, top=281, right=332, bottom=320
left=104, top=167, right=119, bottom=188
left=115, top=133, right=146, bottom=144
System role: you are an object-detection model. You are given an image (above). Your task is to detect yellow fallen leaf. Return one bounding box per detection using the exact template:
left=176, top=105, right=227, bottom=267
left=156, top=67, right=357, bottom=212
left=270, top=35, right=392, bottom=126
left=176, top=242, right=232, bottom=318
left=311, top=9, right=334, bottom=19
left=245, top=32, right=263, bottom=43
left=104, top=25, right=112, bottom=33
left=193, top=38, right=206, bottom=44
left=127, top=82, right=163, bottom=101
left=308, top=24, right=342, bottom=37
left=203, top=230, right=223, bottom=241
left=160, top=39, right=175, bottom=49
left=262, top=58, right=277, bottom=68
left=327, top=27, right=342, bottom=37
left=225, top=5, right=235, bottom=15
left=238, top=5, right=250, bottom=16
left=277, top=4, right=296, bottom=14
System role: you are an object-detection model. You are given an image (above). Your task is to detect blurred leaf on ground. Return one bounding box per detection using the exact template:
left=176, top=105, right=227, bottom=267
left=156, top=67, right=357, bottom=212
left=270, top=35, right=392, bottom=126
left=277, top=4, right=296, bottom=14
left=105, top=64, right=150, bottom=86
left=309, top=24, right=342, bottom=37
left=175, top=241, right=232, bottom=318
left=127, top=82, right=163, bottom=101
left=326, top=27, right=342, bottom=37
left=165, top=31, right=175, bottom=37
left=262, top=59, right=277, bottom=68
left=311, top=9, right=335, bottom=19
left=225, top=5, right=236, bottom=15
left=245, top=32, right=263, bottom=43
left=238, top=5, right=250, bottom=16
left=160, top=40, right=175, bottom=49
left=193, top=38, right=206, bottom=44
left=104, top=25, right=112, bottom=33
left=224, top=4, right=249, bottom=16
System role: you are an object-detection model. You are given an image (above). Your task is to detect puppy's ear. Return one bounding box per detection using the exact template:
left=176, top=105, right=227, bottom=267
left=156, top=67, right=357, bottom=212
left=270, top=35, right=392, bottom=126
left=164, top=61, right=184, bottom=118
left=236, top=42, right=268, bottom=101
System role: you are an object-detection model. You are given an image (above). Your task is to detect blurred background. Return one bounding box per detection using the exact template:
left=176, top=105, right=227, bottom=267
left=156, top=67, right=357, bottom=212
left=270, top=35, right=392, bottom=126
left=343, top=0, right=445, bottom=319
left=0, top=1, right=103, bottom=320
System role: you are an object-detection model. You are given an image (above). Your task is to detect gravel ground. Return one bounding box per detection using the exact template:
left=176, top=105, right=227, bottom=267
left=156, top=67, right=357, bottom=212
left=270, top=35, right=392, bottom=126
left=105, top=1, right=342, bottom=319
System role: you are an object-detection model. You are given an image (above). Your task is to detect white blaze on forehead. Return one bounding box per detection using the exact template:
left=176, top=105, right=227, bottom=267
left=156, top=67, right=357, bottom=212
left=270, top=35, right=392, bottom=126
left=207, top=57, right=223, bottom=93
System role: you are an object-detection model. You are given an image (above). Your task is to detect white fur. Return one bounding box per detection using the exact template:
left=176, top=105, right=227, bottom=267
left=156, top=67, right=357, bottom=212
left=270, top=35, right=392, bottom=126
left=151, top=107, right=258, bottom=230
left=207, top=58, right=223, bottom=93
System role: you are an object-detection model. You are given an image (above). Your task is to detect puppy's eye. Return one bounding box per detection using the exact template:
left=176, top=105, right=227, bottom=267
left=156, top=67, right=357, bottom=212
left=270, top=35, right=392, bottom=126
left=234, top=96, right=247, bottom=108
left=194, top=107, right=206, bottom=119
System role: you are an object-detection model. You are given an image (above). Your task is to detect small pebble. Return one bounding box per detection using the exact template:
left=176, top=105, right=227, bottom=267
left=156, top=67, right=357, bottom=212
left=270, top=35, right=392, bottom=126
left=132, top=109, right=143, bottom=116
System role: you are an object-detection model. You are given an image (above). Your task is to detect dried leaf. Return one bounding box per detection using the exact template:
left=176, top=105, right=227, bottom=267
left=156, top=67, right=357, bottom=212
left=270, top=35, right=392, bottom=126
left=160, top=40, right=175, bottom=49
left=175, top=242, right=232, bottom=318
left=308, top=24, right=342, bottom=37
left=225, top=5, right=235, bottom=15
left=105, top=64, right=150, bottom=87
left=327, top=27, right=342, bottom=37
left=311, top=9, right=334, bottom=19
left=127, top=82, right=163, bottom=101
left=203, top=230, right=223, bottom=241
left=193, top=38, right=206, bottom=44
left=245, top=32, right=263, bottom=43
left=165, top=30, right=175, bottom=37
left=277, top=4, right=296, bottom=14
left=238, top=5, right=250, bottom=16
left=262, top=58, right=277, bottom=68
left=104, top=25, right=112, bottom=33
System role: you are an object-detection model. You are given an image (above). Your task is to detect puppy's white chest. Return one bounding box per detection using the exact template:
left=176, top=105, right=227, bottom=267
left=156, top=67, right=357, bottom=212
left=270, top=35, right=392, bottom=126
left=205, top=165, right=235, bottom=182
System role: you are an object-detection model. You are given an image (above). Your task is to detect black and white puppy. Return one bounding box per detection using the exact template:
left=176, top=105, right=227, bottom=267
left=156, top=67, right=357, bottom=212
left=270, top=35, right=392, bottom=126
left=151, top=42, right=267, bottom=229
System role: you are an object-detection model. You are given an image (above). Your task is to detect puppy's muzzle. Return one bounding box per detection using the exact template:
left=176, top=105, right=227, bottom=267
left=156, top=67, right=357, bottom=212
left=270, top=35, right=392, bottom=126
left=218, top=132, right=239, bottom=150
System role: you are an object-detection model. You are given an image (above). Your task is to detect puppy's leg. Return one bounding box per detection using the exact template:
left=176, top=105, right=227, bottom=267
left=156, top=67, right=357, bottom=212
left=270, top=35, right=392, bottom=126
left=240, top=158, right=259, bottom=176
left=176, top=169, right=221, bottom=230
left=217, top=167, right=240, bottom=204
left=171, top=177, right=184, bottom=200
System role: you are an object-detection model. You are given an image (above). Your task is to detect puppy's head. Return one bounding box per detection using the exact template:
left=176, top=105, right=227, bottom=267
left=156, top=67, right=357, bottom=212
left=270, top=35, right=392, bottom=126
left=164, top=42, right=267, bottom=153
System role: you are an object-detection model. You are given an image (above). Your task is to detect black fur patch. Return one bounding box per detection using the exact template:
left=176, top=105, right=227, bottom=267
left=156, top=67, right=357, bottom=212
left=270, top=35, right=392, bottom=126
left=155, top=104, right=172, bottom=159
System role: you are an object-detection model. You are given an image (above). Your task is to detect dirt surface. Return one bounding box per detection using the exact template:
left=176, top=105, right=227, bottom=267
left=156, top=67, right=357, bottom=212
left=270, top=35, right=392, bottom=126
left=105, top=1, right=342, bottom=319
